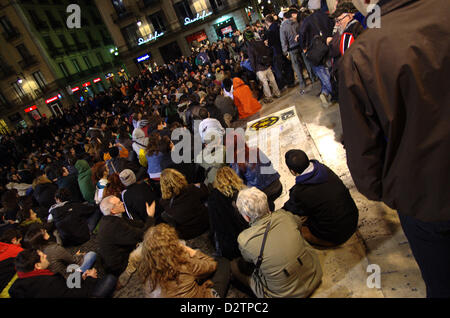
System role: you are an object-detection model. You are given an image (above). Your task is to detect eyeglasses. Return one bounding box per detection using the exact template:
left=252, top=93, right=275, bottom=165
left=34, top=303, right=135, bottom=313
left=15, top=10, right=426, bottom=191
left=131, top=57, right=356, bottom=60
left=335, top=14, right=349, bottom=24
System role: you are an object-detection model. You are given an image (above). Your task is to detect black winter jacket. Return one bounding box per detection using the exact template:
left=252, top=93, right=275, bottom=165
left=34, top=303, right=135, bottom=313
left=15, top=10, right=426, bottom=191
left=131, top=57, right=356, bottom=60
left=97, top=215, right=154, bottom=276
left=160, top=184, right=209, bottom=240
left=50, top=201, right=96, bottom=247
left=207, top=189, right=248, bottom=260
left=283, top=161, right=358, bottom=244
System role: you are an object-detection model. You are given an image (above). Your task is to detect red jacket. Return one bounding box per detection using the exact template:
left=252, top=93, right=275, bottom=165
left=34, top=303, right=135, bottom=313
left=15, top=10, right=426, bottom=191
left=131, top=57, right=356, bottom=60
left=0, top=242, right=23, bottom=262
left=232, top=78, right=261, bottom=119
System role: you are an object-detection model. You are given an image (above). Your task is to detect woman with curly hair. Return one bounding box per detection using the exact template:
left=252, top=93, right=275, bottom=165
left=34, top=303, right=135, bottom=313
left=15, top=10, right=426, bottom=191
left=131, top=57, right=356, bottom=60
left=159, top=169, right=209, bottom=240
left=208, top=167, right=249, bottom=260
left=137, top=223, right=230, bottom=298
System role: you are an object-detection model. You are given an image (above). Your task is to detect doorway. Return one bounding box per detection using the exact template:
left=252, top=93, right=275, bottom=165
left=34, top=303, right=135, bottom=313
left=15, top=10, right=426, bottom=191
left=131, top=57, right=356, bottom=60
left=159, top=41, right=183, bottom=64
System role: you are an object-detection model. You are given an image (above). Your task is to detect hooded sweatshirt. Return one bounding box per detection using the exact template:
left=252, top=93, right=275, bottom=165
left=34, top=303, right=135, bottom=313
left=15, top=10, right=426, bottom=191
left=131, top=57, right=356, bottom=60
left=280, top=19, right=301, bottom=54
left=132, top=128, right=149, bottom=156
left=232, top=78, right=261, bottom=119
left=74, top=160, right=95, bottom=204
left=283, top=160, right=359, bottom=244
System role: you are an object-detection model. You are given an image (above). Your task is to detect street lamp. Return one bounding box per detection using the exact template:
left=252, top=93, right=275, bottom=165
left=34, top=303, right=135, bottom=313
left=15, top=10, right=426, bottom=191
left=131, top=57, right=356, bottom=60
left=17, top=77, right=23, bottom=84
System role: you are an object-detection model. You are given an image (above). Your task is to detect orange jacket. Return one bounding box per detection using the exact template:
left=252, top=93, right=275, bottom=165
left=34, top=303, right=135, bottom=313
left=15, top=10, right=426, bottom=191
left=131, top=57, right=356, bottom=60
left=232, top=77, right=261, bottom=119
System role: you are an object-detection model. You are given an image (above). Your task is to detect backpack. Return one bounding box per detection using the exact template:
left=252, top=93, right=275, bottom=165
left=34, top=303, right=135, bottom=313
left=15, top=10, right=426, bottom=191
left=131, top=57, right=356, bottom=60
left=138, top=148, right=148, bottom=168
left=255, top=41, right=273, bottom=67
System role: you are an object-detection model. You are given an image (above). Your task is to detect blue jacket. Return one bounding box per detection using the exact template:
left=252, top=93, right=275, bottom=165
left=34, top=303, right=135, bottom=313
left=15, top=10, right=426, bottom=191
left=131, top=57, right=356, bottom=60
left=146, top=152, right=171, bottom=178
left=231, top=151, right=280, bottom=190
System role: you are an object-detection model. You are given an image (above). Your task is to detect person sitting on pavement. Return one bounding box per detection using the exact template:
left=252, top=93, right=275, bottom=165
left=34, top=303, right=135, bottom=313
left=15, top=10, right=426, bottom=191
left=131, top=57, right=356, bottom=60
left=283, top=149, right=359, bottom=247
left=97, top=195, right=155, bottom=277
left=9, top=249, right=117, bottom=298
left=136, top=223, right=231, bottom=298
left=231, top=187, right=323, bottom=298
left=119, top=169, right=159, bottom=223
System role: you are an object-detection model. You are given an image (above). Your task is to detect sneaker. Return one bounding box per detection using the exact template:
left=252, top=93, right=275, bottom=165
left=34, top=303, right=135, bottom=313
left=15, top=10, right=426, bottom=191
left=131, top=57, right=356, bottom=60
left=273, top=94, right=281, bottom=99
left=319, top=93, right=330, bottom=108
left=263, top=98, right=273, bottom=104
left=299, top=90, right=305, bottom=95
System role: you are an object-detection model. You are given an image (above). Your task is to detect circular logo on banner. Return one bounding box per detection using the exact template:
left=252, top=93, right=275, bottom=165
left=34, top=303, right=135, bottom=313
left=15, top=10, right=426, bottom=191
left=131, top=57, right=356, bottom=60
left=250, top=116, right=279, bottom=131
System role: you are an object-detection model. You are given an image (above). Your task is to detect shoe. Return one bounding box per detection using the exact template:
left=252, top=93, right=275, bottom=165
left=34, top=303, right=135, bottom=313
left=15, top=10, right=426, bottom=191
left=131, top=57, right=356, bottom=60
left=273, top=94, right=281, bottom=99
left=326, top=94, right=332, bottom=102
left=319, top=93, right=330, bottom=108
left=263, top=98, right=273, bottom=104
left=299, top=90, right=305, bottom=95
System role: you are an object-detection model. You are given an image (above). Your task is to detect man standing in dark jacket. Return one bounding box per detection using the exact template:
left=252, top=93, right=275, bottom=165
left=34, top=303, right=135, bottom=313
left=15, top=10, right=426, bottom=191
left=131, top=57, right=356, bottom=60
left=339, top=0, right=450, bottom=297
left=298, top=9, right=334, bottom=108
left=245, top=30, right=281, bottom=104
left=98, top=195, right=155, bottom=276
left=283, top=150, right=358, bottom=246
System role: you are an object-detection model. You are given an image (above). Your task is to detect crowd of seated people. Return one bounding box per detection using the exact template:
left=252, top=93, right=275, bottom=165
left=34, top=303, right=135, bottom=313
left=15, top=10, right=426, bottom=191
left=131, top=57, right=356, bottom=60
left=0, top=1, right=364, bottom=298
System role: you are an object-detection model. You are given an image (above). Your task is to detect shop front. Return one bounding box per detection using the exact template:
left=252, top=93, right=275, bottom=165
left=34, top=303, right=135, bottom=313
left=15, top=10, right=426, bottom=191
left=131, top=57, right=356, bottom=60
left=213, top=17, right=238, bottom=39
left=24, top=105, right=42, bottom=122
left=186, top=30, right=209, bottom=47
left=45, top=95, right=64, bottom=116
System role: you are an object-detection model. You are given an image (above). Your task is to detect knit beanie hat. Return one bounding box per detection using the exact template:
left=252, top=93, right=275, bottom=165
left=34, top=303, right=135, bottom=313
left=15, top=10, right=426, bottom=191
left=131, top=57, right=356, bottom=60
left=119, top=169, right=136, bottom=187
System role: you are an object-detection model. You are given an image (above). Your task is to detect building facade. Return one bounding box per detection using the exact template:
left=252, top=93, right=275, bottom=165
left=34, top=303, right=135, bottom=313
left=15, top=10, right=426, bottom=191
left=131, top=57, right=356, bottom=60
left=0, top=0, right=124, bottom=132
left=95, top=0, right=255, bottom=76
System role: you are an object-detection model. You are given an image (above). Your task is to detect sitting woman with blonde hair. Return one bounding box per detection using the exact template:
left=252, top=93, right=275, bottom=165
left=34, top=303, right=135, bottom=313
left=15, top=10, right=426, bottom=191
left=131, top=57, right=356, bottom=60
left=159, top=169, right=209, bottom=240
left=208, top=167, right=249, bottom=260
left=137, top=223, right=230, bottom=298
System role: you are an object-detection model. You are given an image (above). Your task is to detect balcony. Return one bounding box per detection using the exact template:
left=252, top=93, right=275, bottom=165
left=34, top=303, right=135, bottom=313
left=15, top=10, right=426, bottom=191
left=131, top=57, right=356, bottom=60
left=102, top=37, right=115, bottom=46
left=49, top=20, right=64, bottom=30
left=137, top=0, right=161, bottom=10
left=111, top=10, right=136, bottom=25
left=64, top=45, right=78, bottom=55
left=2, top=27, right=21, bottom=42
left=90, top=40, right=101, bottom=49
left=13, top=93, right=34, bottom=108
left=76, top=43, right=89, bottom=51
left=49, top=47, right=65, bottom=59
left=0, top=66, right=16, bottom=79
left=18, top=55, right=39, bottom=70
left=34, top=20, right=50, bottom=32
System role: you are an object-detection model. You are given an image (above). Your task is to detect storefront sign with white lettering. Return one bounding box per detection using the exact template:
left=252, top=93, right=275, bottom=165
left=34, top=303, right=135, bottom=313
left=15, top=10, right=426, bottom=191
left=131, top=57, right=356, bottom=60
left=184, top=10, right=213, bottom=25
left=138, top=31, right=164, bottom=46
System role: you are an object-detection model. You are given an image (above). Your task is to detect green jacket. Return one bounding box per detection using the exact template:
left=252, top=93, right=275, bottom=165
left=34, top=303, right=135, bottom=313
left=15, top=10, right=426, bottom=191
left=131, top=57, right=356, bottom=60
left=74, top=160, right=95, bottom=204
left=238, top=209, right=323, bottom=298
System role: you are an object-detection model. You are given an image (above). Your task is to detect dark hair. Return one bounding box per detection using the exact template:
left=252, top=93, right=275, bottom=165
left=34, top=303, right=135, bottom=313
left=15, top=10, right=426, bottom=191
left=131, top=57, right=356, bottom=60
left=0, top=228, right=22, bottom=244
left=223, top=78, right=233, bottom=92
left=199, top=108, right=209, bottom=120
left=148, top=115, right=163, bottom=131
left=265, top=14, right=275, bottom=24
left=1, top=190, right=19, bottom=211
left=22, top=224, right=48, bottom=250
left=91, top=161, right=107, bottom=184
left=108, top=146, right=120, bottom=158
left=285, top=149, right=310, bottom=174
left=15, top=249, right=41, bottom=273
left=55, top=188, right=71, bottom=202
left=45, top=164, right=59, bottom=181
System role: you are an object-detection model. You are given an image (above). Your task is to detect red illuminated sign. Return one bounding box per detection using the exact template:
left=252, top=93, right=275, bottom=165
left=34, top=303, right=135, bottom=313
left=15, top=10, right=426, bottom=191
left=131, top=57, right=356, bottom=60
left=72, top=86, right=80, bottom=92
left=83, top=82, right=91, bottom=87
left=24, top=105, right=37, bottom=113
left=93, top=78, right=101, bottom=83
left=45, top=96, right=58, bottom=104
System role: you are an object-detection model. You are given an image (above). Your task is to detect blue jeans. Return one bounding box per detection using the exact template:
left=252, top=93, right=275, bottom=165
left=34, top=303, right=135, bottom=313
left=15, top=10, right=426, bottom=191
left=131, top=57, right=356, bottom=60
left=79, top=251, right=97, bottom=273
left=398, top=212, right=450, bottom=298
left=289, top=49, right=305, bottom=89
left=312, top=65, right=332, bottom=96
